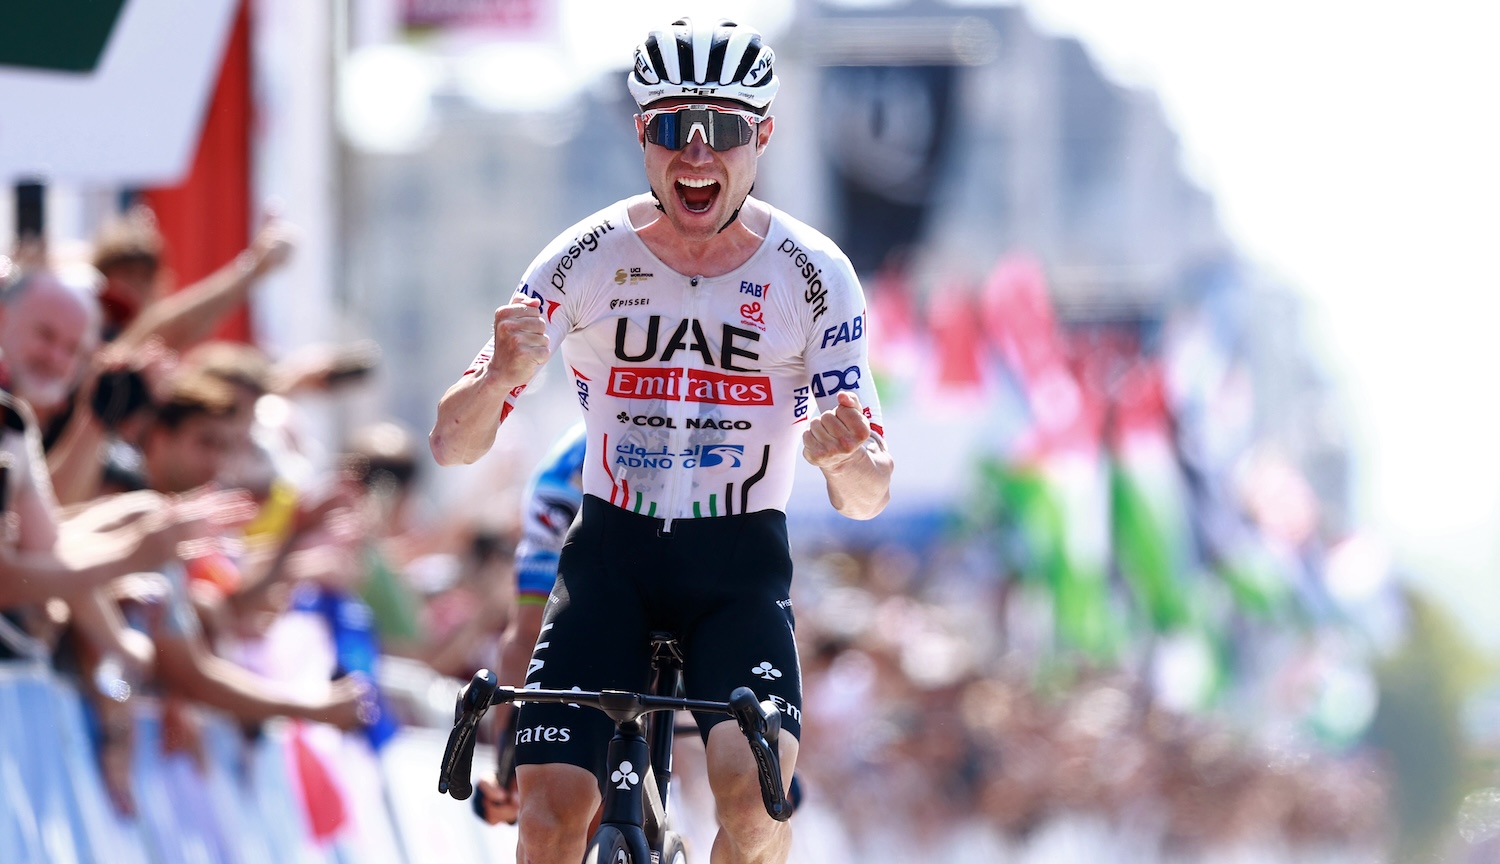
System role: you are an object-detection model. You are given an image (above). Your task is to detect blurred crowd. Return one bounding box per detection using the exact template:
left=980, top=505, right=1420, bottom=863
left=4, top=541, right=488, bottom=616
left=0, top=199, right=1433, bottom=864
left=0, top=206, right=518, bottom=862
left=780, top=253, right=1412, bottom=860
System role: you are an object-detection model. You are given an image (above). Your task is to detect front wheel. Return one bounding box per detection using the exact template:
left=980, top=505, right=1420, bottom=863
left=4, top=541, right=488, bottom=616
left=585, top=825, right=632, bottom=864
left=658, top=831, right=688, bottom=864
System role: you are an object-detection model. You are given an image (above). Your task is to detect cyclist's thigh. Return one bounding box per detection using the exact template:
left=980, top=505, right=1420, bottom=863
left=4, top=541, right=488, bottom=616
left=678, top=510, right=803, bottom=743
left=515, top=500, right=653, bottom=773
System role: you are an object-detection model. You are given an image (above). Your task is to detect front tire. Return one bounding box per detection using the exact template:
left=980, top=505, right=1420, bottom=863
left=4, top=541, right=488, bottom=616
left=585, top=825, right=632, bottom=864
left=659, top=831, right=688, bottom=864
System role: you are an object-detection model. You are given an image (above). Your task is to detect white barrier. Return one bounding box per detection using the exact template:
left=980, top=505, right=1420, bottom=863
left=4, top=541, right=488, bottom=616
left=1, top=663, right=863, bottom=864
left=0, top=664, right=457, bottom=864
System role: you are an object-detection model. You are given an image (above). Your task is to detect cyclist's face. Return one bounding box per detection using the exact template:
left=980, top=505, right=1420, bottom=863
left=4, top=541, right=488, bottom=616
left=637, top=99, right=773, bottom=241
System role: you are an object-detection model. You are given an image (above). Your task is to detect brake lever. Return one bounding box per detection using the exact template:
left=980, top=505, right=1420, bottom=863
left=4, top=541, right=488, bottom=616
left=728, top=686, right=792, bottom=822
left=438, top=669, right=499, bottom=800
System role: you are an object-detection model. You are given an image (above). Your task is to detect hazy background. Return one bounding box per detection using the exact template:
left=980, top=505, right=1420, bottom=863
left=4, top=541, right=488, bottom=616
left=1020, top=0, right=1500, bottom=649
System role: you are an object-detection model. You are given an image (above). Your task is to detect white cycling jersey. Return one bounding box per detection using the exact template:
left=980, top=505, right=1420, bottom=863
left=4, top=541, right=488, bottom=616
left=465, top=196, right=884, bottom=526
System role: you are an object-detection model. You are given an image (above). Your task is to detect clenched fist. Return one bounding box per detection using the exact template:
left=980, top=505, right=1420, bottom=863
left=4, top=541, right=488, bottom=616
left=802, top=391, right=872, bottom=471
left=490, top=294, right=551, bottom=387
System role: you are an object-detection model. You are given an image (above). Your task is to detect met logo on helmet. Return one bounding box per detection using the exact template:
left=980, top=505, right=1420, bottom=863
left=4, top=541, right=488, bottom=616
left=746, top=52, right=774, bottom=86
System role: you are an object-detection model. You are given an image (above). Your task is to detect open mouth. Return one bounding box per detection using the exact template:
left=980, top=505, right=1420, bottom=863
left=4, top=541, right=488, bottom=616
left=675, top=177, right=720, bottom=214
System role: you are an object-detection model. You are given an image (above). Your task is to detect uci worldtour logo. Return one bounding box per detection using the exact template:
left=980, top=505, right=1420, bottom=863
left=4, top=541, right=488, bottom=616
left=614, top=267, right=654, bottom=285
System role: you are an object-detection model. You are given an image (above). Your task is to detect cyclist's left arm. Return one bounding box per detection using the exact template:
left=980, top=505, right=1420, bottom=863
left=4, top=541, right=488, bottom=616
left=800, top=257, right=893, bottom=520
left=805, top=393, right=891, bottom=519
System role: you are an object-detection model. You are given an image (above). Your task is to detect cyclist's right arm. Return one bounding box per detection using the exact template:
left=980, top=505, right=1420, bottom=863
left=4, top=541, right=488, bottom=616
left=430, top=293, right=549, bottom=466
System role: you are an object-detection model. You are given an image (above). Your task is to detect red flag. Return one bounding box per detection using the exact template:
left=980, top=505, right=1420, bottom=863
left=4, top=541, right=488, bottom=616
left=289, top=723, right=348, bottom=842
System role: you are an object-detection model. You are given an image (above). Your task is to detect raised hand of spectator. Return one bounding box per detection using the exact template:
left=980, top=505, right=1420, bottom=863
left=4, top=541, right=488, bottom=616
left=57, top=487, right=256, bottom=574
left=308, top=673, right=377, bottom=731
left=244, top=215, right=296, bottom=278
left=268, top=339, right=381, bottom=396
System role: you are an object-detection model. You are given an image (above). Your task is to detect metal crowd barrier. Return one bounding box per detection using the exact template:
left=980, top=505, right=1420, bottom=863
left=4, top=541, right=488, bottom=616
left=0, top=662, right=519, bottom=864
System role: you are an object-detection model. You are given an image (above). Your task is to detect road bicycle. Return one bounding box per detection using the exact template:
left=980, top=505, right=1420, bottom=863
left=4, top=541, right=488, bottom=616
left=439, top=632, right=792, bottom=863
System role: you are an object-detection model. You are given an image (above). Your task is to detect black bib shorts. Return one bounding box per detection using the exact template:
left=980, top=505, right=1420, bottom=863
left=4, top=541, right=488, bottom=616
left=513, top=495, right=802, bottom=776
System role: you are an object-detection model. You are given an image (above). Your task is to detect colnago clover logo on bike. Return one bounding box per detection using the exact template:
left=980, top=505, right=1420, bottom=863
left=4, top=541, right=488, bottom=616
left=752, top=662, right=782, bottom=681
left=611, top=760, right=640, bottom=791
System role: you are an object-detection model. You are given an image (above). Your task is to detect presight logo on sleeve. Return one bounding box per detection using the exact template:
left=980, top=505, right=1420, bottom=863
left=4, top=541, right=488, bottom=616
left=776, top=238, right=827, bottom=321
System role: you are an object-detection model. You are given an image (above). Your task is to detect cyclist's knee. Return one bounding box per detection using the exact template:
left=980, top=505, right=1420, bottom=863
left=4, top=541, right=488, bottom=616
left=516, top=763, right=599, bottom=853
left=704, top=723, right=799, bottom=832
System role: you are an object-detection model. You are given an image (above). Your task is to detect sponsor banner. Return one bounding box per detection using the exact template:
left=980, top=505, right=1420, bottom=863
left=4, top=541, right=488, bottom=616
left=402, top=0, right=548, bottom=33
left=0, top=0, right=239, bottom=184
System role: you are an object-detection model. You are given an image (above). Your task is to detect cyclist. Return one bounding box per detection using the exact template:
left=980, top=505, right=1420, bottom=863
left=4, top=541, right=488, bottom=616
left=431, top=17, right=894, bottom=864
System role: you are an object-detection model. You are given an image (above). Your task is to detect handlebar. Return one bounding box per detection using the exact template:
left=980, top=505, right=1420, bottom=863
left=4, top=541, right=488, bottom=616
left=437, top=670, right=792, bottom=822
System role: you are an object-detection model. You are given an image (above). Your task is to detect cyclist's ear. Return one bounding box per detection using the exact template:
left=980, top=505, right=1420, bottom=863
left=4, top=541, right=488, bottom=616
left=756, top=115, right=775, bottom=155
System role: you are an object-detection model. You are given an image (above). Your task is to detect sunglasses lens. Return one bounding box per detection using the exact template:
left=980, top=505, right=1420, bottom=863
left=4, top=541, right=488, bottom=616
left=646, top=108, right=755, bottom=151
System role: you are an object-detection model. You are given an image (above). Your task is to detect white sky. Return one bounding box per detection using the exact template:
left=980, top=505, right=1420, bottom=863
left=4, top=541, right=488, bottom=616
left=1010, top=0, right=1500, bottom=645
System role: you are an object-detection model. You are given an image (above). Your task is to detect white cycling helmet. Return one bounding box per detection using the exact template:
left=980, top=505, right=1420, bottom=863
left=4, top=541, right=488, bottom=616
left=627, top=18, right=779, bottom=115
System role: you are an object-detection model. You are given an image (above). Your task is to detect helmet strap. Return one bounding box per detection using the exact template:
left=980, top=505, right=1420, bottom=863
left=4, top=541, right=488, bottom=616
left=717, top=183, right=754, bottom=234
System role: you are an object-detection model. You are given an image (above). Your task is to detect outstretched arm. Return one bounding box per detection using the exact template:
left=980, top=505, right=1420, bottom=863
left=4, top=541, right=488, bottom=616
left=430, top=294, right=550, bottom=466
left=154, top=628, right=370, bottom=729
left=113, top=217, right=294, bottom=353
left=802, top=391, right=893, bottom=520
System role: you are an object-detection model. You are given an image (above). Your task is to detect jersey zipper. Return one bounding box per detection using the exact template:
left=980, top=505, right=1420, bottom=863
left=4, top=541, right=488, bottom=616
left=661, top=273, right=703, bottom=533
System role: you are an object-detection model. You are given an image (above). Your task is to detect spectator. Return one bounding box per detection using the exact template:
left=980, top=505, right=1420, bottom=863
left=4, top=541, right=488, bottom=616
left=330, top=420, right=512, bottom=687
left=0, top=262, right=206, bottom=686
left=91, top=204, right=296, bottom=352
left=0, top=260, right=165, bottom=508
left=113, top=367, right=370, bottom=772
left=0, top=264, right=99, bottom=433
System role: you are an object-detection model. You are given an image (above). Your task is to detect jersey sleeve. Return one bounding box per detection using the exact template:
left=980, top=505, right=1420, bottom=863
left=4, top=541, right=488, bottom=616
left=458, top=221, right=595, bottom=418
left=513, top=424, right=587, bottom=602
left=802, top=254, right=885, bottom=439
